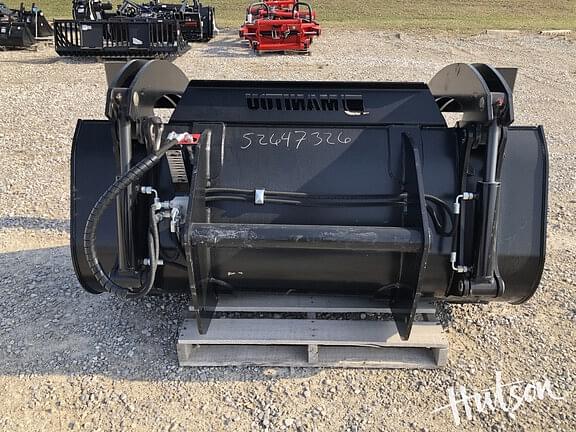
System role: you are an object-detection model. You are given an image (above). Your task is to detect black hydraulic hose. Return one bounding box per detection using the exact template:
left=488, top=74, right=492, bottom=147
left=206, top=195, right=406, bottom=207
left=206, top=188, right=405, bottom=201
left=424, top=195, right=452, bottom=217
left=160, top=230, right=185, bottom=262
left=83, top=141, right=177, bottom=299
left=209, top=277, right=236, bottom=293
left=208, top=188, right=454, bottom=210
left=426, top=204, right=452, bottom=237
left=424, top=195, right=456, bottom=236
left=206, top=189, right=455, bottom=233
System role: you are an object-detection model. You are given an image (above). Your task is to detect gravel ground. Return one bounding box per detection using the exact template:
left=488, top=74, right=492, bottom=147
left=0, top=30, right=575, bottom=431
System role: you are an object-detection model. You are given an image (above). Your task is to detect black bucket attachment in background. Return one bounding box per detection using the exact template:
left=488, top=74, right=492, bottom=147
left=73, top=0, right=115, bottom=21
left=54, top=18, right=188, bottom=59
left=116, top=1, right=216, bottom=42
left=0, top=3, right=53, bottom=48
left=70, top=61, right=547, bottom=340
left=175, top=3, right=216, bottom=42
left=0, top=20, right=35, bottom=48
left=20, top=9, right=53, bottom=38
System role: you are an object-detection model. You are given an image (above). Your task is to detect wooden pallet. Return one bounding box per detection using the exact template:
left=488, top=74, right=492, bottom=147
left=177, top=294, right=448, bottom=369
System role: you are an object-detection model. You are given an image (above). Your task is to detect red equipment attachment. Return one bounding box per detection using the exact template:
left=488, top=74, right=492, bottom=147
left=239, top=1, right=321, bottom=53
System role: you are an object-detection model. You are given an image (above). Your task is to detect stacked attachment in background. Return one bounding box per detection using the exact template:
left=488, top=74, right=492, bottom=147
left=0, top=2, right=53, bottom=49
left=55, top=0, right=216, bottom=59
left=116, top=0, right=216, bottom=42
left=54, top=17, right=188, bottom=59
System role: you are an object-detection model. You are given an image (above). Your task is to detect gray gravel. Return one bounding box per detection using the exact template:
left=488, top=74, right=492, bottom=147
left=0, top=30, right=575, bottom=431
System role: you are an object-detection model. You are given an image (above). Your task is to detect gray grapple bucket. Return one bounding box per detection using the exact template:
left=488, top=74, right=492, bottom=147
left=70, top=61, right=547, bottom=339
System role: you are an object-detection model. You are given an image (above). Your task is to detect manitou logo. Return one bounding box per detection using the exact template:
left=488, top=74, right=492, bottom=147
left=245, top=93, right=367, bottom=115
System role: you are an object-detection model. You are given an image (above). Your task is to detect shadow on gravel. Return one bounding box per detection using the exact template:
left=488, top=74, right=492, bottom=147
left=0, top=216, right=69, bottom=232
left=0, top=246, right=319, bottom=382
left=51, top=57, right=102, bottom=65
left=195, top=32, right=317, bottom=59
left=0, top=56, right=105, bottom=66
left=197, top=34, right=256, bottom=59
left=0, top=56, right=62, bottom=65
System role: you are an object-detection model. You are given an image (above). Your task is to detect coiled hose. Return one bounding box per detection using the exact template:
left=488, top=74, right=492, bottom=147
left=83, top=141, right=176, bottom=299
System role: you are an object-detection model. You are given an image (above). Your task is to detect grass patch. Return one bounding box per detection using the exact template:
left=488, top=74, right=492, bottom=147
left=4, top=0, right=575, bottom=31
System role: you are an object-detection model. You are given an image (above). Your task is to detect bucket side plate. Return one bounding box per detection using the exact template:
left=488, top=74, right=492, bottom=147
left=70, top=120, right=118, bottom=294
left=497, top=126, right=548, bottom=303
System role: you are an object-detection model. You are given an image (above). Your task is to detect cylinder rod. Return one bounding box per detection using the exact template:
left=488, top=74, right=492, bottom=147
left=485, top=121, right=501, bottom=182
left=115, top=118, right=135, bottom=272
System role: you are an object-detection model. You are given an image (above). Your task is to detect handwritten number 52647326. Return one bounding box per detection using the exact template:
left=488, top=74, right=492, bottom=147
left=241, top=131, right=352, bottom=150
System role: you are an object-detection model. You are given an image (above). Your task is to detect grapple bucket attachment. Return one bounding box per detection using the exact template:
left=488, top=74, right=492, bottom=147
left=0, top=4, right=53, bottom=49
left=70, top=61, right=547, bottom=340
left=19, top=9, right=53, bottom=38
left=54, top=18, right=188, bottom=58
left=148, top=2, right=216, bottom=42
left=71, top=1, right=216, bottom=43
left=178, top=4, right=215, bottom=42
left=0, top=20, right=35, bottom=48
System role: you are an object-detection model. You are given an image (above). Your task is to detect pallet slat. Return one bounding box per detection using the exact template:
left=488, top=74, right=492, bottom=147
left=179, top=318, right=445, bottom=347
left=215, top=293, right=436, bottom=314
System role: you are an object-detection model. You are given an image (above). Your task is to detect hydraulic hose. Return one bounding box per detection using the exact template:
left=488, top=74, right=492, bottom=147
left=424, top=195, right=456, bottom=236
left=206, top=188, right=404, bottom=200
left=205, top=195, right=406, bottom=207
left=205, top=188, right=455, bottom=235
left=83, top=140, right=176, bottom=299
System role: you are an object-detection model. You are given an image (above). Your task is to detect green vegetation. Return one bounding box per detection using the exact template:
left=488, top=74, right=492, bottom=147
left=4, top=0, right=575, bottom=31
